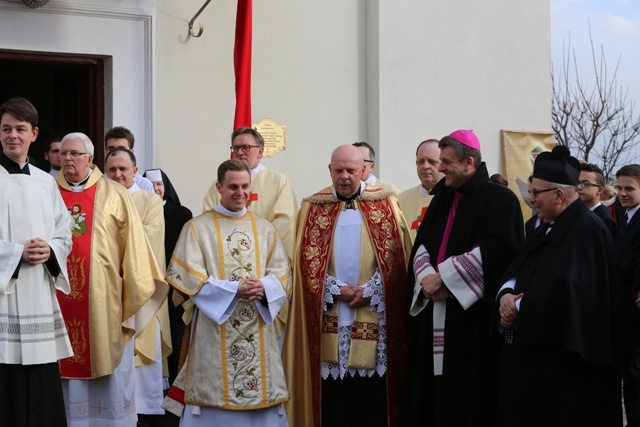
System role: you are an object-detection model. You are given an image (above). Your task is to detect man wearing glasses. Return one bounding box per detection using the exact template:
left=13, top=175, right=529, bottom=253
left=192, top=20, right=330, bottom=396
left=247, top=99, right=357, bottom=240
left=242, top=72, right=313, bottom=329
left=353, top=141, right=400, bottom=195
left=202, top=127, right=298, bottom=261
left=496, top=145, right=622, bottom=426
left=577, top=162, right=616, bottom=235
left=56, top=132, right=167, bottom=426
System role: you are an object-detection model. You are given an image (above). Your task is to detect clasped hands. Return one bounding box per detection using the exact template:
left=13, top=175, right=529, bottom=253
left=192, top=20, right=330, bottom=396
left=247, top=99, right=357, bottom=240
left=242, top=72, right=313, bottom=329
left=420, top=273, right=452, bottom=302
left=335, top=285, right=370, bottom=308
left=499, top=293, right=523, bottom=328
left=237, top=277, right=265, bottom=302
left=22, top=238, right=50, bottom=265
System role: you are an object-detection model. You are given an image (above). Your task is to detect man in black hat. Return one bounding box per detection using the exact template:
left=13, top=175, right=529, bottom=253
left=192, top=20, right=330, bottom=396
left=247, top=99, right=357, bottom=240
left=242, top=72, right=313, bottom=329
left=495, top=145, right=622, bottom=427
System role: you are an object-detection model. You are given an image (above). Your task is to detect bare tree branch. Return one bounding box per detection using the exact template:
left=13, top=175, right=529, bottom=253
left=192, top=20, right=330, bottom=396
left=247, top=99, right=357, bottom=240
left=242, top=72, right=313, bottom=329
left=551, top=24, right=640, bottom=179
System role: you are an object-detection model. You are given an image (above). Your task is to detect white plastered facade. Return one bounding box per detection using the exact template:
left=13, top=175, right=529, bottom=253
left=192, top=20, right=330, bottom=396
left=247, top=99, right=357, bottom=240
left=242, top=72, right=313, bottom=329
left=0, top=0, right=551, bottom=212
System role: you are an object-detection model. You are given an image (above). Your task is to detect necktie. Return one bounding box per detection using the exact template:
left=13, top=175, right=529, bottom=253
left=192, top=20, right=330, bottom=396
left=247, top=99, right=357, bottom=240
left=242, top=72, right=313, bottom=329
left=619, top=212, right=629, bottom=235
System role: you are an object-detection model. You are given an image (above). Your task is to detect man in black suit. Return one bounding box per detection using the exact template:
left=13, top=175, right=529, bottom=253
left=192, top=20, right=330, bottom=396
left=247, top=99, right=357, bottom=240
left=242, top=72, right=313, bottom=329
left=577, top=163, right=616, bottom=235
left=524, top=175, right=540, bottom=238
left=616, top=164, right=640, bottom=427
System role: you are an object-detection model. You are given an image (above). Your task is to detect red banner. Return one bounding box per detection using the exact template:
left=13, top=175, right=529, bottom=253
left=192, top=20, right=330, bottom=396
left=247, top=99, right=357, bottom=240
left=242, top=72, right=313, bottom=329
left=233, top=0, right=253, bottom=130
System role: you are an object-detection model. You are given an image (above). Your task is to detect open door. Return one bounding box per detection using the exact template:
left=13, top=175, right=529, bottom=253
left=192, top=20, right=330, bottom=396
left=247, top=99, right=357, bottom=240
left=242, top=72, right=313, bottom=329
left=0, top=50, right=105, bottom=170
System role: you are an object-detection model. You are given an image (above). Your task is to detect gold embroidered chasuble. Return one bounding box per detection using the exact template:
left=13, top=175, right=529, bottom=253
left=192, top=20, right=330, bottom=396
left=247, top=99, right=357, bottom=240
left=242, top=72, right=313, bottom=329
left=56, top=166, right=168, bottom=379
left=165, top=210, right=291, bottom=411
left=130, top=189, right=172, bottom=370
left=283, top=186, right=412, bottom=427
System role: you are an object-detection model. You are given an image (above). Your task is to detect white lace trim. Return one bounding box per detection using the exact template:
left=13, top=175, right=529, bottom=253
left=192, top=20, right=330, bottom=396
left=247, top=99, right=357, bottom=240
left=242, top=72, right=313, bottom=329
left=321, top=269, right=387, bottom=379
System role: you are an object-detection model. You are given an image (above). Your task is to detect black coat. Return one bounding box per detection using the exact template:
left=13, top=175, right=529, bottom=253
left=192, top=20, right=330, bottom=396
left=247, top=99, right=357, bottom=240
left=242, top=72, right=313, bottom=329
left=496, top=199, right=622, bottom=426
left=593, top=203, right=616, bottom=236
left=404, top=163, right=524, bottom=426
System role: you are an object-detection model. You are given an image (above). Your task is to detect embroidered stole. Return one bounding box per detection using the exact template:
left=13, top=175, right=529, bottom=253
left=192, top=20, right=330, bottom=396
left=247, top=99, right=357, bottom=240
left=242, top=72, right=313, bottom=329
left=433, top=192, right=460, bottom=375
left=57, top=184, right=98, bottom=378
left=301, top=197, right=407, bottom=370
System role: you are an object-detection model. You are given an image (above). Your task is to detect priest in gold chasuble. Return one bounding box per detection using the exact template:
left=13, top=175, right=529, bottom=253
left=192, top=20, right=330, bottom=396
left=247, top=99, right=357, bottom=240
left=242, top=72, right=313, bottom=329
left=56, top=133, right=168, bottom=427
left=105, top=148, right=172, bottom=421
left=283, top=145, right=412, bottom=427
left=163, top=159, right=291, bottom=427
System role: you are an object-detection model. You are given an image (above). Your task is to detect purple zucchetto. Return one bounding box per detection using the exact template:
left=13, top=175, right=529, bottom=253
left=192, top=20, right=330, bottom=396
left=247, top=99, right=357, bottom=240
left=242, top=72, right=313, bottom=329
left=448, top=130, right=481, bottom=151
left=533, top=145, right=580, bottom=185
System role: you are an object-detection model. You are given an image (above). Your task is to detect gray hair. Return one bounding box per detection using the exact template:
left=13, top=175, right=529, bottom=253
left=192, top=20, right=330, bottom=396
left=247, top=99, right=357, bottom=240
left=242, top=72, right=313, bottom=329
left=61, top=132, right=95, bottom=156
left=555, top=182, right=578, bottom=198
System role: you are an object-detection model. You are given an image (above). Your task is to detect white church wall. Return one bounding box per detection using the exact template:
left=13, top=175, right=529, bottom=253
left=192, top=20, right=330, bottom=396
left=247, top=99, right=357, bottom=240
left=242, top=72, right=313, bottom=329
left=0, top=0, right=551, bottom=213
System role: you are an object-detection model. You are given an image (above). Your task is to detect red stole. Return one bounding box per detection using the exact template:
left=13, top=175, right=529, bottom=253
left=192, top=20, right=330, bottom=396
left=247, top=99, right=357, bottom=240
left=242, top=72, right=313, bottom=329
left=299, top=193, right=407, bottom=427
left=57, top=184, right=98, bottom=378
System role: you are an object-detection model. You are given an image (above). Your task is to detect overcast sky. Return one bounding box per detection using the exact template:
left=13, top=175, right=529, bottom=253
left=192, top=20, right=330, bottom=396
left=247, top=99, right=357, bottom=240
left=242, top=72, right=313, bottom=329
left=551, top=0, right=640, bottom=114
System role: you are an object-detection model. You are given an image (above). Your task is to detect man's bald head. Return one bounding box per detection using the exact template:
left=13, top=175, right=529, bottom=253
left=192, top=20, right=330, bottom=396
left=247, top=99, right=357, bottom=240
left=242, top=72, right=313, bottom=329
left=329, top=145, right=366, bottom=197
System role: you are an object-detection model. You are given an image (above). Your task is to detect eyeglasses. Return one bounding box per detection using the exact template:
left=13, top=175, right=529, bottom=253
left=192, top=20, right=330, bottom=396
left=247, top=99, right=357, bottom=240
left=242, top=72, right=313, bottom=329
left=577, top=180, right=602, bottom=188
left=59, top=150, right=89, bottom=158
left=530, top=187, right=558, bottom=198
left=230, top=145, right=261, bottom=153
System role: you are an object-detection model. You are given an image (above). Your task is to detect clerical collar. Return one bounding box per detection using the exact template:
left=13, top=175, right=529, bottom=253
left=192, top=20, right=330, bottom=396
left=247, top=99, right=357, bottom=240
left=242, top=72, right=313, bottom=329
left=418, top=185, right=431, bottom=197
left=215, top=202, right=247, bottom=218
left=333, top=182, right=364, bottom=210
left=0, top=150, right=30, bottom=175
left=66, top=169, right=92, bottom=188
left=363, top=174, right=376, bottom=186
left=250, top=163, right=264, bottom=174
left=127, top=183, right=141, bottom=194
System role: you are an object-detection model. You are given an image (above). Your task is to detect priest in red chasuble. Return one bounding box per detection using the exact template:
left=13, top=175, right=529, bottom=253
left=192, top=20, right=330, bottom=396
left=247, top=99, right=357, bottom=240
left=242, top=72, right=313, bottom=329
left=283, top=145, right=412, bottom=427
left=56, top=132, right=168, bottom=427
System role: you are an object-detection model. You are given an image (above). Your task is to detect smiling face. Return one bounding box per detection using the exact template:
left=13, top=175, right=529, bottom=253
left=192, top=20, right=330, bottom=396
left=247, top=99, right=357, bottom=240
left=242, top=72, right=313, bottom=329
left=617, top=175, right=640, bottom=210
left=105, top=150, right=138, bottom=189
left=531, top=177, right=562, bottom=223
left=216, top=169, right=251, bottom=212
left=438, top=146, right=474, bottom=190
left=0, top=112, right=38, bottom=163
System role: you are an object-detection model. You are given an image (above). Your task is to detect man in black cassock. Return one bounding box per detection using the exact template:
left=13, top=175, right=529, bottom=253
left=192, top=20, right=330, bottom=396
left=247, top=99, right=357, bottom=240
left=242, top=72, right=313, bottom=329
left=496, top=145, right=622, bottom=427
left=404, top=130, right=524, bottom=426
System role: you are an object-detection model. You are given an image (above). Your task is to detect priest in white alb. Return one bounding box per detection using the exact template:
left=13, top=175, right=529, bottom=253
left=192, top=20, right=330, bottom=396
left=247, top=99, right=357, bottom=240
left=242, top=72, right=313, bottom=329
left=0, top=97, right=73, bottom=426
